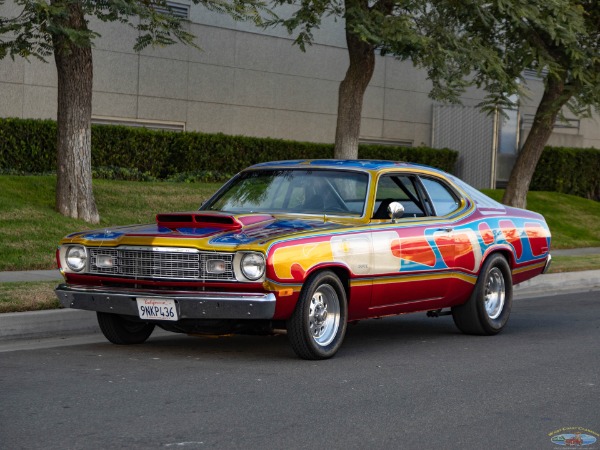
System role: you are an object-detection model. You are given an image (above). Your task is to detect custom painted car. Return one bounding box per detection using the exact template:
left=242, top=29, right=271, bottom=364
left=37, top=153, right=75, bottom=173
left=55, top=160, right=551, bottom=359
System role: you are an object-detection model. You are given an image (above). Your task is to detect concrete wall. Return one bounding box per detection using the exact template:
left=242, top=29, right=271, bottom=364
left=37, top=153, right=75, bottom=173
left=0, top=2, right=486, bottom=148
left=1, top=0, right=598, bottom=181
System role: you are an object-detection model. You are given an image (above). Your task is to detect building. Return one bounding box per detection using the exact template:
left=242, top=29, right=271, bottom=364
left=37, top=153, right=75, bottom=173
left=1, top=0, right=598, bottom=188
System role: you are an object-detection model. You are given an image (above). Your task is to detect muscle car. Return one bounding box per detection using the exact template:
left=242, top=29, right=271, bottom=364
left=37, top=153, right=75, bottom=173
left=55, top=160, right=551, bottom=359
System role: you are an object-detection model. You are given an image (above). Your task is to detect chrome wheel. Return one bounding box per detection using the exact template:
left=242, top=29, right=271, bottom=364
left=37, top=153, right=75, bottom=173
left=484, top=267, right=505, bottom=320
left=451, top=254, right=513, bottom=336
left=308, top=284, right=340, bottom=346
left=287, top=270, right=348, bottom=359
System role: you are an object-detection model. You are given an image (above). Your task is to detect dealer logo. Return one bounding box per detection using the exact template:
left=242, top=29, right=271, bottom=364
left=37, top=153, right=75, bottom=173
left=549, top=427, right=599, bottom=447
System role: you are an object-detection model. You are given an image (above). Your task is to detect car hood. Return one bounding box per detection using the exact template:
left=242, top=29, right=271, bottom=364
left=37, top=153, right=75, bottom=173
left=62, top=211, right=350, bottom=249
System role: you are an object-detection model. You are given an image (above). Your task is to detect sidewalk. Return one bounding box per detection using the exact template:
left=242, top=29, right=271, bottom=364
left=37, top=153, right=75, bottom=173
left=0, top=269, right=62, bottom=282
left=1, top=249, right=599, bottom=342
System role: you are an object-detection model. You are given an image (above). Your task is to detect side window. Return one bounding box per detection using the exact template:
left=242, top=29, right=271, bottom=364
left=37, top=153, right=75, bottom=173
left=373, top=174, right=425, bottom=219
left=420, top=177, right=459, bottom=216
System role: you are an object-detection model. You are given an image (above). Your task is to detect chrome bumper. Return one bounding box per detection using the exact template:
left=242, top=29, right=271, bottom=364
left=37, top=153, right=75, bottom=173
left=542, top=254, right=552, bottom=274
left=55, top=284, right=276, bottom=320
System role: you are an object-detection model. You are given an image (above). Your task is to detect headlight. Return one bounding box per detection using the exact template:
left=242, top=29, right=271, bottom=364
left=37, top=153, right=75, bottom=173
left=240, top=253, right=265, bottom=281
left=66, top=246, right=87, bottom=272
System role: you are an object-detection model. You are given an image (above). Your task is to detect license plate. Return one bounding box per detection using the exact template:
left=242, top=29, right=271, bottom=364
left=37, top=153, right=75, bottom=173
left=136, top=298, right=178, bottom=321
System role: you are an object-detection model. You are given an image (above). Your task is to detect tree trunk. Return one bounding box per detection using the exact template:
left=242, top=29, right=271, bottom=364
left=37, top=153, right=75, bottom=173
left=51, top=0, right=99, bottom=223
left=334, top=13, right=376, bottom=159
left=502, top=76, right=570, bottom=209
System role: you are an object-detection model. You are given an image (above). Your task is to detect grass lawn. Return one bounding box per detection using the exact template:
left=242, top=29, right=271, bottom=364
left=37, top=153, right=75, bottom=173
left=0, top=281, right=60, bottom=313
left=549, top=254, right=600, bottom=273
left=0, top=176, right=598, bottom=313
left=482, top=190, right=600, bottom=249
left=0, top=176, right=221, bottom=271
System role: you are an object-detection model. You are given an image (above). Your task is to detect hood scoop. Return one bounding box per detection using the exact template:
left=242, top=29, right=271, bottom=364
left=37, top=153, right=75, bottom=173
left=156, top=212, right=274, bottom=230
left=157, top=213, right=242, bottom=230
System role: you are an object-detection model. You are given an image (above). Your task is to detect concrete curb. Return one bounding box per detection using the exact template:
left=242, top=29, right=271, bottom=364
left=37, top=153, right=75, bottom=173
left=0, top=309, right=98, bottom=341
left=0, top=270, right=598, bottom=342
left=513, top=269, right=600, bottom=297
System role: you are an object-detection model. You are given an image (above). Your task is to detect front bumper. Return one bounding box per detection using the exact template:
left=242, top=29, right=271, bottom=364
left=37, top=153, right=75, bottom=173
left=55, top=284, right=276, bottom=320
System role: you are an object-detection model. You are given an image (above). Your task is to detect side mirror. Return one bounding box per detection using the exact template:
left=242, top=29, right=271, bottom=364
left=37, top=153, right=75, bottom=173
left=388, top=202, right=404, bottom=223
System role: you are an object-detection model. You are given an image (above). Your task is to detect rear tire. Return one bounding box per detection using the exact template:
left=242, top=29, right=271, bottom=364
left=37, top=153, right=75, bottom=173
left=97, top=312, right=155, bottom=344
left=452, top=253, right=513, bottom=335
left=287, top=271, right=348, bottom=360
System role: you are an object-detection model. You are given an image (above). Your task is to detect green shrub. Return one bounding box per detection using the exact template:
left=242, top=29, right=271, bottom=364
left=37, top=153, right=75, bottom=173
left=531, top=146, right=600, bottom=201
left=0, top=118, right=56, bottom=172
left=0, top=117, right=458, bottom=179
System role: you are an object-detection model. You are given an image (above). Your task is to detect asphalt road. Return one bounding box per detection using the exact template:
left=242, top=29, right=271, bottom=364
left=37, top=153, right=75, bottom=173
left=1, top=290, right=599, bottom=450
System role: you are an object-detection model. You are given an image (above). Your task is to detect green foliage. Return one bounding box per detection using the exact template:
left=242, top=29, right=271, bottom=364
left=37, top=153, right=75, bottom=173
left=472, top=0, right=600, bottom=117
left=1, top=176, right=597, bottom=273
left=0, top=0, right=273, bottom=60
left=530, top=147, right=600, bottom=201
left=268, top=0, right=507, bottom=104
left=0, top=117, right=56, bottom=172
left=0, top=118, right=459, bottom=179
left=0, top=175, right=221, bottom=271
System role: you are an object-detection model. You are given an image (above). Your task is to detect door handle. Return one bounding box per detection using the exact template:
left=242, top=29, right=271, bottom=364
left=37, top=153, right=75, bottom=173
left=437, top=227, right=453, bottom=233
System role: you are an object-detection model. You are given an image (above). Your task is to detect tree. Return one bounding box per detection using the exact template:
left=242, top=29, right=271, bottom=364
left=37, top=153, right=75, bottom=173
left=389, top=0, right=599, bottom=208
left=270, top=0, right=515, bottom=159
left=272, top=0, right=599, bottom=209
left=0, top=0, right=270, bottom=223
left=492, top=1, right=600, bottom=208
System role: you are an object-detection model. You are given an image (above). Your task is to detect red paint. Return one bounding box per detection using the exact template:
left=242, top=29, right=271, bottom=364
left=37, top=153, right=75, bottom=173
left=524, top=222, right=549, bottom=256
left=453, top=232, right=476, bottom=271
left=64, top=273, right=264, bottom=291
left=273, top=292, right=300, bottom=319
left=156, top=212, right=243, bottom=230
left=478, top=222, right=494, bottom=245
left=238, top=215, right=274, bottom=226
left=391, top=237, right=436, bottom=267
left=499, top=220, right=523, bottom=259
left=290, top=263, right=306, bottom=281
left=434, top=234, right=454, bottom=267
left=367, top=278, right=472, bottom=318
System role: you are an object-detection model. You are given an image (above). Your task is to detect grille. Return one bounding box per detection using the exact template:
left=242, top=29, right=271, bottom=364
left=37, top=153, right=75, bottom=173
left=89, top=247, right=235, bottom=281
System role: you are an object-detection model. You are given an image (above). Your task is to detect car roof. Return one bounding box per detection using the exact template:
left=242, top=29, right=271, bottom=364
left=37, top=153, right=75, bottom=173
left=248, top=159, right=442, bottom=173
left=246, top=160, right=506, bottom=211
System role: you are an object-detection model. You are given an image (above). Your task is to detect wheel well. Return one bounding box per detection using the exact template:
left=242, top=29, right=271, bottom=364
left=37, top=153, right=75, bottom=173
left=308, top=266, right=351, bottom=304
left=485, top=249, right=514, bottom=268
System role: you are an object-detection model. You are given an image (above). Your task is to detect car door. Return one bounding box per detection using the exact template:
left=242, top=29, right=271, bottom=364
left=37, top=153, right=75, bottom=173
left=419, top=175, right=481, bottom=304
left=369, top=173, right=454, bottom=309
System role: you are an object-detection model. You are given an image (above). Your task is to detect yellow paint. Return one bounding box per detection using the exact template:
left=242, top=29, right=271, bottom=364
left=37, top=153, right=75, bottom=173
left=368, top=272, right=476, bottom=286
left=512, top=261, right=546, bottom=275
left=264, top=280, right=302, bottom=293
left=272, top=241, right=333, bottom=280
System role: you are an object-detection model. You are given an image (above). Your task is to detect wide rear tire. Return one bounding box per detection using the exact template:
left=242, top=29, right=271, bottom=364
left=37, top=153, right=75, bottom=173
left=97, top=312, right=155, bottom=345
left=287, top=271, right=348, bottom=360
left=452, top=253, right=513, bottom=335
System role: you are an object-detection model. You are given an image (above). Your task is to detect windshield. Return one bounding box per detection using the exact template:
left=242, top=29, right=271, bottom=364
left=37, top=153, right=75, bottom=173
left=203, top=169, right=369, bottom=216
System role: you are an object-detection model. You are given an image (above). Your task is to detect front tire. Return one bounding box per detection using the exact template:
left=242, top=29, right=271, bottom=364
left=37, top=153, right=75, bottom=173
left=287, top=271, right=348, bottom=360
left=452, top=253, right=513, bottom=335
left=97, top=312, right=155, bottom=344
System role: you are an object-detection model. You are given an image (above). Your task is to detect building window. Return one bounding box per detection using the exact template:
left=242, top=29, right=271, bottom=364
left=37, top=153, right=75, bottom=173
left=522, top=68, right=548, bottom=81
left=498, top=109, right=519, bottom=155
left=359, top=138, right=413, bottom=147
left=154, top=1, right=190, bottom=19
left=91, top=117, right=185, bottom=132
